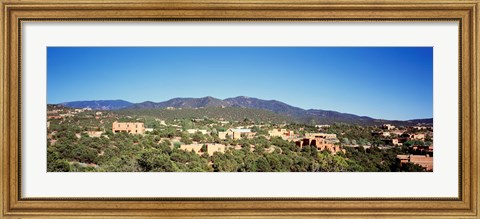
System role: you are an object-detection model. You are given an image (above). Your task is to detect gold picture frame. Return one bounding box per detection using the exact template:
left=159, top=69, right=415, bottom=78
left=1, top=0, right=478, bottom=218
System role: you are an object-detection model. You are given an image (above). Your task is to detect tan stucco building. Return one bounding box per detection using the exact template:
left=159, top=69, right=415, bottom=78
left=268, top=129, right=294, bottom=140
left=180, top=143, right=226, bottom=156
left=409, top=133, right=426, bottom=140
left=219, top=128, right=255, bottom=140
left=112, top=121, right=145, bottom=134
left=295, top=137, right=345, bottom=154
left=305, top=133, right=340, bottom=144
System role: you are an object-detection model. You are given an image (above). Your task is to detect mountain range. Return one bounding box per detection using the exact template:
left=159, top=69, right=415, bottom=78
left=59, top=96, right=432, bottom=126
left=60, top=99, right=132, bottom=110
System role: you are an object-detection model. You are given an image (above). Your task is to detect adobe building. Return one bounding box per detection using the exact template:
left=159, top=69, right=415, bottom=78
left=295, top=137, right=345, bottom=154
left=409, top=133, right=426, bottom=141
left=219, top=128, right=255, bottom=140
left=187, top=129, right=209, bottom=135
left=409, top=145, right=434, bottom=157
left=305, top=133, right=339, bottom=143
left=382, top=124, right=396, bottom=130
left=180, top=144, right=202, bottom=155
left=218, top=129, right=232, bottom=140
left=391, top=130, right=406, bottom=136
left=396, top=154, right=433, bottom=171
left=409, top=155, right=433, bottom=171
left=268, top=128, right=294, bottom=140
left=206, top=144, right=226, bottom=155
left=382, top=138, right=400, bottom=146
left=112, top=121, right=145, bottom=134
left=413, top=126, right=428, bottom=130
left=180, top=143, right=226, bottom=156
left=305, top=133, right=337, bottom=139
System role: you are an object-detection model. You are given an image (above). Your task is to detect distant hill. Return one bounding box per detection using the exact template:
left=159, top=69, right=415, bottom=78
left=59, top=96, right=432, bottom=126
left=60, top=100, right=133, bottom=110
left=47, top=104, right=71, bottom=111
left=224, top=96, right=307, bottom=118
left=128, top=96, right=226, bottom=109
left=117, top=107, right=294, bottom=124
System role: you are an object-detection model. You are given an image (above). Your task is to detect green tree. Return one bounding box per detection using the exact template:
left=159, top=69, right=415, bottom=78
left=256, top=157, right=271, bottom=172
left=400, top=162, right=425, bottom=172
left=138, top=149, right=178, bottom=172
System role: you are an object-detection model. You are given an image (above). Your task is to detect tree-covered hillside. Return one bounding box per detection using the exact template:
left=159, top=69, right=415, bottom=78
left=115, top=107, right=295, bottom=124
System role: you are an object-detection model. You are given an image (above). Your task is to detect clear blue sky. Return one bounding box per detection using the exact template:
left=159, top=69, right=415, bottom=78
left=47, top=47, right=433, bottom=120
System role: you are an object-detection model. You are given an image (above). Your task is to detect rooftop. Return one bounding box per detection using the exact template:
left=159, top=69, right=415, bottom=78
left=231, top=128, right=251, bottom=133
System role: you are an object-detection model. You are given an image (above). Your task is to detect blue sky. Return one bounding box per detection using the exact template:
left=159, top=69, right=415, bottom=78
left=47, top=47, right=433, bottom=120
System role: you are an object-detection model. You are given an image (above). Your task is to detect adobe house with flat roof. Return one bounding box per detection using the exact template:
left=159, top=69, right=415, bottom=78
left=180, top=143, right=226, bottom=156
left=268, top=128, right=294, bottom=140
left=382, top=124, right=396, bottom=130
left=305, top=133, right=340, bottom=144
left=218, top=128, right=255, bottom=140
left=295, top=137, right=345, bottom=154
left=409, top=133, right=426, bottom=141
left=396, top=154, right=433, bottom=171
left=187, top=129, right=209, bottom=135
left=112, top=121, right=145, bottom=134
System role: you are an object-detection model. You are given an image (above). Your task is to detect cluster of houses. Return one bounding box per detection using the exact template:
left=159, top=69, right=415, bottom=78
left=372, top=124, right=432, bottom=146
left=50, top=111, right=434, bottom=170
left=107, top=121, right=347, bottom=155
left=47, top=106, right=114, bottom=123
left=376, top=124, right=434, bottom=171
left=101, top=122, right=433, bottom=171
left=122, top=131, right=433, bottom=172
left=47, top=107, right=93, bottom=119
left=48, top=106, right=436, bottom=172
left=396, top=144, right=434, bottom=171
left=47, top=106, right=114, bottom=141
